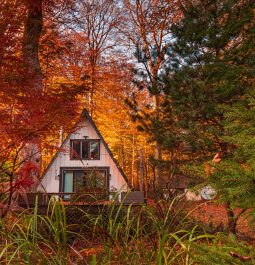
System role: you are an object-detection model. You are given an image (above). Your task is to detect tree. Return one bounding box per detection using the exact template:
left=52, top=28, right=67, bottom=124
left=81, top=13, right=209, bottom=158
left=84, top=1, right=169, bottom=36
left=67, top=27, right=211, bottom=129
left=0, top=0, right=81, bottom=216
left=77, top=0, right=122, bottom=115
left=23, top=0, right=43, bottom=89
left=152, top=0, right=255, bottom=232
left=122, top=0, right=181, bottom=191
left=209, top=88, right=255, bottom=234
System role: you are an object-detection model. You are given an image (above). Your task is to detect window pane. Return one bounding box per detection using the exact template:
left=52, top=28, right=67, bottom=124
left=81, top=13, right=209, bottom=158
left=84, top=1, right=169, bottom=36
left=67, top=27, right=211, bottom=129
left=82, top=141, right=89, bottom=159
left=63, top=171, right=73, bottom=199
left=87, top=170, right=106, bottom=190
left=90, top=141, right=99, bottom=159
left=64, top=172, right=73, bottom=192
left=73, top=171, right=85, bottom=193
left=65, top=169, right=107, bottom=197
left=71, top=140, right=81, bottom=159
left=95, top=170, right=106, bottom=189
left=86, top=171, right=97, bottom=189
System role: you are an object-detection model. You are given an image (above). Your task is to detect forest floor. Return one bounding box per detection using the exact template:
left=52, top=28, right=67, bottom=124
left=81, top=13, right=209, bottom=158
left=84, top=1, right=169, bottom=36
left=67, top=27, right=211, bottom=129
left=189, top=201, right=255, bottom=242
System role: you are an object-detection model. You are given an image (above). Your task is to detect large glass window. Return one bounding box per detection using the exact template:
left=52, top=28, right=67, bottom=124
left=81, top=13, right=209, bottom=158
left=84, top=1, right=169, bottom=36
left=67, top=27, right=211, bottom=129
left=62, top=169, right=108, bottom=193
left=70, top=139, right=100, bottom=160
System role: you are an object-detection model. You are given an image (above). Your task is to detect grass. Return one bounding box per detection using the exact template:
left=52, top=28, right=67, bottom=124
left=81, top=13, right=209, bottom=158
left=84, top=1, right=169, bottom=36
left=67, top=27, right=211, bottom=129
left=0, top=195, right=254, bottom=264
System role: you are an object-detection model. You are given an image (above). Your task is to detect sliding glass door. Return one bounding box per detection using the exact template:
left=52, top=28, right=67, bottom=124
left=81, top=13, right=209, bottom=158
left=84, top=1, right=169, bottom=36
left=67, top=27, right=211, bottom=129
left=63, top=172, right=73, bottom=193
left=62, top=168, right=109, bottom=195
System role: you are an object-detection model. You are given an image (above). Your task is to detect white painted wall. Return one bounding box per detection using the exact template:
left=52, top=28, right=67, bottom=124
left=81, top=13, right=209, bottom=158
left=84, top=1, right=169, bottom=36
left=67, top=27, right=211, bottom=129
left=39, top=118, right=128, bottom=194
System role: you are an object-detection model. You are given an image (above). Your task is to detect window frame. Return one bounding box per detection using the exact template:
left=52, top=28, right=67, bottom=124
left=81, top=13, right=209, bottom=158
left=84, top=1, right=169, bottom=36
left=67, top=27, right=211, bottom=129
left=60, top=167, right=110, bottom=194
left=70, top=139, right=100, bottom=160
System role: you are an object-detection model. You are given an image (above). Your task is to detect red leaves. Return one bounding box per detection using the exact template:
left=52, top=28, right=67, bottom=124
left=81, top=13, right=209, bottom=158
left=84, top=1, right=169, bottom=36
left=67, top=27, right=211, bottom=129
left=17, top=161, right=39, bottom=179
left=0, top=163, right=38, bottom=193
left=14, top=177, right=35, bottom=190
left=13, top=161, right=39, bottom=190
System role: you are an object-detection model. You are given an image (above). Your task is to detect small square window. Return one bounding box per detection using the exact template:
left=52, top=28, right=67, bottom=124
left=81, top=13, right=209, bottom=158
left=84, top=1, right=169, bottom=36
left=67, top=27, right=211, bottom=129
left=70, top=139, right=100, bottom=160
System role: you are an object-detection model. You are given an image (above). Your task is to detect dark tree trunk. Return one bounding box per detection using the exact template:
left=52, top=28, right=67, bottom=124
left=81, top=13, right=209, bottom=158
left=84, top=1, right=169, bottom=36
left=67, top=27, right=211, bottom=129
left=22, top=0, right=43, bottom=172
left=225, top=201, right=237, bottom=234
left=23, top=0, right=43, bottom=90
left=153, top=94, right=163, bottom=193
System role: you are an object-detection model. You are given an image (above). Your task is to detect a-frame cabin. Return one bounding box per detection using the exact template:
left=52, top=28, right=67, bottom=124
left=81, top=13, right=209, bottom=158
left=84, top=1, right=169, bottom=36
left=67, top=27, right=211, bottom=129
left=38, top=110, right=131, bottom=200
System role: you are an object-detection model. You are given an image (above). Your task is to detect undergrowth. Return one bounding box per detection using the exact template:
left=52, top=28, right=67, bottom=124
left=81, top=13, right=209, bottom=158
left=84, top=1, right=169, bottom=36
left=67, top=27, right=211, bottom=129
left=0, top=195, right=254, bottom=264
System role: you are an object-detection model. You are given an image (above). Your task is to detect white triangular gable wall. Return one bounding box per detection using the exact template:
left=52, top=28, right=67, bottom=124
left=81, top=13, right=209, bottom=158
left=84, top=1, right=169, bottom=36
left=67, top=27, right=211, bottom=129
left=40, top=117, right=128, bottom=193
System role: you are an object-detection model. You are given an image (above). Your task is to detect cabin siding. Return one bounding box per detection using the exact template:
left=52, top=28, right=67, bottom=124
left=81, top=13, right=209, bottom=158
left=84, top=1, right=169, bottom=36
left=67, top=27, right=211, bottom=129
left=40, top=118, right=127, bottom=193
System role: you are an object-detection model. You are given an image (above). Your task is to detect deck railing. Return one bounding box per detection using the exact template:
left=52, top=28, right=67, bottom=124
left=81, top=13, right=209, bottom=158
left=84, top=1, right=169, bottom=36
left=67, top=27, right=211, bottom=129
left=17, top=191, right=145, bottom=207
left=17, top=191, right=118, bottom=207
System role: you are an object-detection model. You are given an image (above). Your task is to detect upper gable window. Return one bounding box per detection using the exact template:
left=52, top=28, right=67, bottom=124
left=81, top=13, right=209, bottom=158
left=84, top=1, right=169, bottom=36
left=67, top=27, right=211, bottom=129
left=70, top=139, right=100, bottom=160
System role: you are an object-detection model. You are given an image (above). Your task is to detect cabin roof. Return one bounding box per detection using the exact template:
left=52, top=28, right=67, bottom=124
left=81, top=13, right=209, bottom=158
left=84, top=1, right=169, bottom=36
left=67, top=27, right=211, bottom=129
left=41, top=109, right=132, bottom=189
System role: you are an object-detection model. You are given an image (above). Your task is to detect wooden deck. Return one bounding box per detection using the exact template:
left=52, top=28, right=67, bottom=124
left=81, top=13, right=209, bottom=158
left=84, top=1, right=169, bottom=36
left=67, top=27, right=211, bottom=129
left=17, top=191, right=145, bottom=208
left=16, top=191, right=145, bottom=224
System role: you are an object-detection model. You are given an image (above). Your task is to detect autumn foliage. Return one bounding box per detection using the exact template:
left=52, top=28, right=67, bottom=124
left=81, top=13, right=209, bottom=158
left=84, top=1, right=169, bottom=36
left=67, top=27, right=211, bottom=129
left=0, top=0, right=168, bottom=212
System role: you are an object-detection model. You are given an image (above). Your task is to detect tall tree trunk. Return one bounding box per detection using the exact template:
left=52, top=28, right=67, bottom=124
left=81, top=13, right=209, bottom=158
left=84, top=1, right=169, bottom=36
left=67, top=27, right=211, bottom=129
left=90, top=63, right=95, bottom=117
left=131, top=132, right=135, bottom=187
left=139, top=147, right=143, bottom=192
left=23, top=0, right=43, bottom=89
left=153, top=94, right=163, bottom=192
left=225, top=202, right=247, bottom=235
left=155, top=141, right=162, bottom=190
left=225, top=201, right=237, bottom=234
left=144, top=145, right=148, bottom=198
left=22, top=0, right=43, bottom=171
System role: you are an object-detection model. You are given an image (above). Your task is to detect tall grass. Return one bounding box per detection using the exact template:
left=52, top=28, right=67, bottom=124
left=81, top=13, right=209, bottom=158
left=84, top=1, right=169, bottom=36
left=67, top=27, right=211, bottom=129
left=78, top=196, right=216, bottom=264
left=0, top=197, right=81, bottom=264
left=0, top=194, right=254, bottom=264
